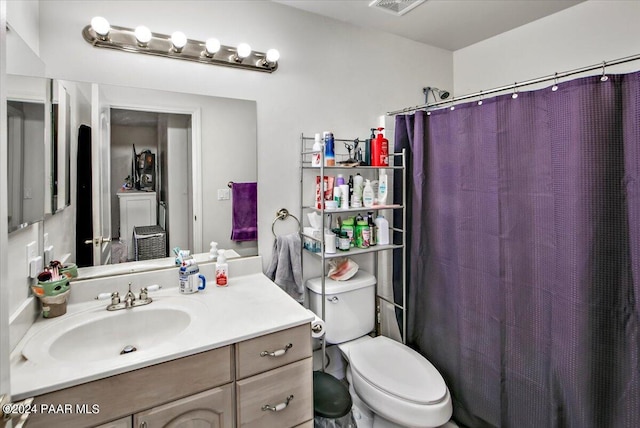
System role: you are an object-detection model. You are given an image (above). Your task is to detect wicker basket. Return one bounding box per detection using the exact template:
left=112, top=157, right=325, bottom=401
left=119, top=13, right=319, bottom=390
left=134, top=225, right=167, bottom=260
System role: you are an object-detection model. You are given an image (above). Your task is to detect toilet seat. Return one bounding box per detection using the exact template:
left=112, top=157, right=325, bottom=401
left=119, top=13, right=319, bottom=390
left=349, top=336, right=448, bottom=405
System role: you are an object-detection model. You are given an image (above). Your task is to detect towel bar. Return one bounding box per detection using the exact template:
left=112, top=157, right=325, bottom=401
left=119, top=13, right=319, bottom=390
left=272, top=208, right=300, bottom=237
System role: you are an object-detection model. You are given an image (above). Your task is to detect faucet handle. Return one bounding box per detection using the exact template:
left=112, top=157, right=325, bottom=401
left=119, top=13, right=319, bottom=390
left=139, top=284, right=161, bottom=300
left=96, top=291, right=120, bottom=305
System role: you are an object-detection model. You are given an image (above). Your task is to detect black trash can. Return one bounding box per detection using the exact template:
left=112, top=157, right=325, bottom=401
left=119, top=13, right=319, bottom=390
left=313, top=371, right=356, bottom=427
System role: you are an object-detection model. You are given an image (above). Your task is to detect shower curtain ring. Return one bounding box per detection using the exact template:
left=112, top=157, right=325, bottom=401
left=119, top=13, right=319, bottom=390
left=600, top=61, right=608, bottom=81
left=512, top=83, right=519, bottom=99
left=552, top=73, right=559, bottom=92
left=478, top=90, right=483, bottom=106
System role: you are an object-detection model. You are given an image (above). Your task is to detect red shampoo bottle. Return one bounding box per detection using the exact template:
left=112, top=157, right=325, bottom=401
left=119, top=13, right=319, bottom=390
left=371, top=127, right=389, bottom=167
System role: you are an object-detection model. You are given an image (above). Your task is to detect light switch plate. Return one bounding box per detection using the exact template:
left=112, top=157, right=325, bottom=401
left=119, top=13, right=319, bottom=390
left=217, top=188, right=230, bottom=200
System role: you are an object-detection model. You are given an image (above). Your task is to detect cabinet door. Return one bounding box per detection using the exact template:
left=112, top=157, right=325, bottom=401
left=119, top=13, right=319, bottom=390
left=134, top=384, right=233, bottom=428
left=95, top=416, right=133, bottom=428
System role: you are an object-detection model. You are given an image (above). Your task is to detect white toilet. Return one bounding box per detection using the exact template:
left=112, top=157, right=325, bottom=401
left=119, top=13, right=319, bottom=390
left=306, top=271, right=453, bottom=428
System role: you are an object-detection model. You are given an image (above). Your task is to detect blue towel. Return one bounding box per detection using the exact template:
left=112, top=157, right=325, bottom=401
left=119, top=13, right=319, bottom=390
left=230, top=182, right=257, bottom=241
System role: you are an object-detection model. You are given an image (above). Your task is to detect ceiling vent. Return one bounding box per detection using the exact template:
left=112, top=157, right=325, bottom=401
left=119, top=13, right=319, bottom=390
left=368, top=0, right=427, bottom=16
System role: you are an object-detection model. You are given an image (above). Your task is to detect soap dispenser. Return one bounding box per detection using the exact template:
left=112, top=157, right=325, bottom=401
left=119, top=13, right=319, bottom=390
left=215, top=250, right=229, bottom=287
left=209, top=241, right=218, bottom=260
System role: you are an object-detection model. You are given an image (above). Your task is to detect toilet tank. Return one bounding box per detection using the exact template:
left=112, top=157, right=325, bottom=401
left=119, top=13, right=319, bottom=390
left=306, top=271, right=376, bottom=344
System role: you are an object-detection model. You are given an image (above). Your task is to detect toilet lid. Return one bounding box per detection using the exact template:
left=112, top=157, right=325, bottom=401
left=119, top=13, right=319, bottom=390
left=349, top=336, right=448, bottom=405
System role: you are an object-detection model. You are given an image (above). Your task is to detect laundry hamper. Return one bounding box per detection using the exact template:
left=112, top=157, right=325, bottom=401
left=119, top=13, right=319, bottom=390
left=133, top=225, right=167, bottom=260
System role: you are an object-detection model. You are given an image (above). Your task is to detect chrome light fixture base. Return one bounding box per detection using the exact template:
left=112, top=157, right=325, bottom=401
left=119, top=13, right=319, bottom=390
left=82, top=24, right=278, bottom=73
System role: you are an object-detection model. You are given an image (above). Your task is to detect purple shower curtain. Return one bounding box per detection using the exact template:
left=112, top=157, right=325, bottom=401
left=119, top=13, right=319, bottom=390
left=395, top=72, right=640, bottom=427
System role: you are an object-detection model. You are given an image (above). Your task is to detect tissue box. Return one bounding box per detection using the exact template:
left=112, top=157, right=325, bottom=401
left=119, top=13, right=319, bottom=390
left=303, top=227, right=321, bottom=253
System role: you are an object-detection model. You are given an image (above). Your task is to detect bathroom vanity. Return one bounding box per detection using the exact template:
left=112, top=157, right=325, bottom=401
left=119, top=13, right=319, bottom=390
left=10, top=256, right=314, bottom=428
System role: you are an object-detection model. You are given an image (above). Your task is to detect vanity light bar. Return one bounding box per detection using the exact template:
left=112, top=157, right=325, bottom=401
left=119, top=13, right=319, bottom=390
left=82, top=19, right=279, bottom=73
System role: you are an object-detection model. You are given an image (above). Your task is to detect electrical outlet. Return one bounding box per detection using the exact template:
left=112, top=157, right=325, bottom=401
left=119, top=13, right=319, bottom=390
left=217, top=188, right=230, bottom=200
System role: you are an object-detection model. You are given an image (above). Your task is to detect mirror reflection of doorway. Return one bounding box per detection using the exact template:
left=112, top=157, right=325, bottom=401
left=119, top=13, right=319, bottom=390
left=75, top=108, right=192, bottom=266
left=110, top=108, right=192, bottom=263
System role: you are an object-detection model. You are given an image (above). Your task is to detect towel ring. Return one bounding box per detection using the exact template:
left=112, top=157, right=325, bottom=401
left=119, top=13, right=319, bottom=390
left=271, top=208, right=300, bottom=237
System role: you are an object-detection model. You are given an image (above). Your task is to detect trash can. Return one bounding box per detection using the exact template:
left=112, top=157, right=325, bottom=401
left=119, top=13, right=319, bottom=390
left=313, top=371, right=356, bottom=428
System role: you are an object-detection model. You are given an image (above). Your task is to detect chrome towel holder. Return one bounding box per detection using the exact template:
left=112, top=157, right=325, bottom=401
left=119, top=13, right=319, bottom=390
left=271, top=209, right=300, bottom=237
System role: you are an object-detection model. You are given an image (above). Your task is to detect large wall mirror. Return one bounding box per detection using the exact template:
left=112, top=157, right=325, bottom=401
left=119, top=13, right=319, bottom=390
left=44, top=80, right=258, bottom=279
left=6, top=75, right=46, bottom=233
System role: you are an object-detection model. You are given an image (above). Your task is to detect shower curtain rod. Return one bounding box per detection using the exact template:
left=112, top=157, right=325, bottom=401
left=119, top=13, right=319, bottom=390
left=387, top=53, right=640, bottom=115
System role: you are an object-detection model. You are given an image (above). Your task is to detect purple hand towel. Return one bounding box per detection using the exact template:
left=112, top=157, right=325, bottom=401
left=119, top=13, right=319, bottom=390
left=230, top=182, right=258, bottom=241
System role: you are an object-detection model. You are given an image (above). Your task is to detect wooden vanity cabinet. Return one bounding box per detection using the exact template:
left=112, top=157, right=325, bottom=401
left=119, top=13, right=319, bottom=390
left=235, top=324, right=313, bottom=428
left=24, top=324, right=312, bottom=428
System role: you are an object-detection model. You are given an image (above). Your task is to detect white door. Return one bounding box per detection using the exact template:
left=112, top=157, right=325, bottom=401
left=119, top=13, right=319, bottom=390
left=90, top=83, right=112, bottom=265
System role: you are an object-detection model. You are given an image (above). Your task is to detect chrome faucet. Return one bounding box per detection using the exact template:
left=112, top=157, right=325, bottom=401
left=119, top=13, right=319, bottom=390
left=124, top=283, right=136, bottom=308
left=96, top=283, right=161, bottom=311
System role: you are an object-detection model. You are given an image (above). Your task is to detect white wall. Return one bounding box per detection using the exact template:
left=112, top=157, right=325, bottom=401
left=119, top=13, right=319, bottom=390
left=37, top=0, right=452, bottom=267
left=453, top=0, right=640, bottom=96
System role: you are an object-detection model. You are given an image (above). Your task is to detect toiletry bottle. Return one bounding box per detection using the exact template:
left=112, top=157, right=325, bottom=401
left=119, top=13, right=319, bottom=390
left=364, top=128, right=375, bottom=166
left=367, top=212, right=377, bottom=246
left=209, top=241, right=218, bottom=260
left=324, top=132, right=335, bottom=166
left=375, top=215, right=390, bottom=245
left=371, top=128, right=389, bottom=167
left=355, top=218, right=370, bottom=248
left=341, top=217, right=355, bottom=247
left=378, top=168, right=388, bottom=206
left=215, top=249, right=229, bottom=286
left=336, top=174, right=345, bottom=187
left=353, top=173, right=364, bottom=208
left=362, top=179, right=374, bottom=208
left=312, top=133, right=322, bottom=167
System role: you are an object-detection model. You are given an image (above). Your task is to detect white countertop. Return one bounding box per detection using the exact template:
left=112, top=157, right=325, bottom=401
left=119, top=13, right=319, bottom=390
left=11, top=270, right=313, bottom=400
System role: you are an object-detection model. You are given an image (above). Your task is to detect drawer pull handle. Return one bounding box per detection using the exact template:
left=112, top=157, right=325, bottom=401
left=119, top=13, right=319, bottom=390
left=262, top=395, right=294, bottom=412
left=260, top=343, right=293, bottom=357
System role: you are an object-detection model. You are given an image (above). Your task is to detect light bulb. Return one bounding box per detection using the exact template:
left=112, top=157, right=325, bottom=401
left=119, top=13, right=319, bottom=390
left=171, top=31, right=187, bottom=50
left=135, top=25, right=152, bottom=45
left=266, top=49, right=280, bottom=63
left=205, top=38, right=220, bottom=56
left=237, top=43, right=251, bottom=59
left=91, top=16, right=110, bottom=37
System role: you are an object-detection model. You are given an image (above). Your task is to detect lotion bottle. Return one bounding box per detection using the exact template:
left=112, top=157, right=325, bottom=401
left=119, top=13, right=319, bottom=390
left=363, top=179, right=374, bottom=208
left=375, top=215, right=389, bottom=245
left=378, top=169, right=388, bottom=206
left=312, top=133, right=322, bottom=167
left=215, top=250, right=229, bottom=286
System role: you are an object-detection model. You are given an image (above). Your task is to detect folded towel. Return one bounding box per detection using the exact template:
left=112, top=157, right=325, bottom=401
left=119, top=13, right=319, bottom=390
left=266, top=233, right=304, bottom=303
left=230, top=182, right=257, bottom=241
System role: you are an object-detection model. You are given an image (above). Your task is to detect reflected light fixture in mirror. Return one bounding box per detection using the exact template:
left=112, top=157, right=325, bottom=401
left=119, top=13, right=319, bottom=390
left=83, top=18, right=279, bottom=73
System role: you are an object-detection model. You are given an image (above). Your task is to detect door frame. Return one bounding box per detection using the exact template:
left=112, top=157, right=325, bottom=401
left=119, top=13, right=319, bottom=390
left=103, top=99, right=202, bottom=255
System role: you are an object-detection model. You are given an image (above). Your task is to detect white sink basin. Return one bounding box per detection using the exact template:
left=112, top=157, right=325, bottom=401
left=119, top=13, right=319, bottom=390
left=22, top=296, right=208, bottom=365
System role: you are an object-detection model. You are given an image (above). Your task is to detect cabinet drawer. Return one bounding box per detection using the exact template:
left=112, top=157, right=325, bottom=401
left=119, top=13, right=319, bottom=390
left=236, top=358, right=313, bottom=428
left=236, top=324, right=311, bottom=379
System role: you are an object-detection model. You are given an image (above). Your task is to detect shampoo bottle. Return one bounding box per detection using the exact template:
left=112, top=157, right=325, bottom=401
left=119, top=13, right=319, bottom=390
left=378, top=169, right=388, bottom=206
left=215, top=250, right=229, bottom=287
left=363, top=179, right=374, bottom=208
left=371, top=128, right=389, bottom=167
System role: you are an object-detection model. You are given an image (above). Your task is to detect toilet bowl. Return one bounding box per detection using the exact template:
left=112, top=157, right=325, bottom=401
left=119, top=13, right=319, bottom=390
left=339, top=336, right=452, bottom=428
left=306, top=272, right=453, bottom=428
